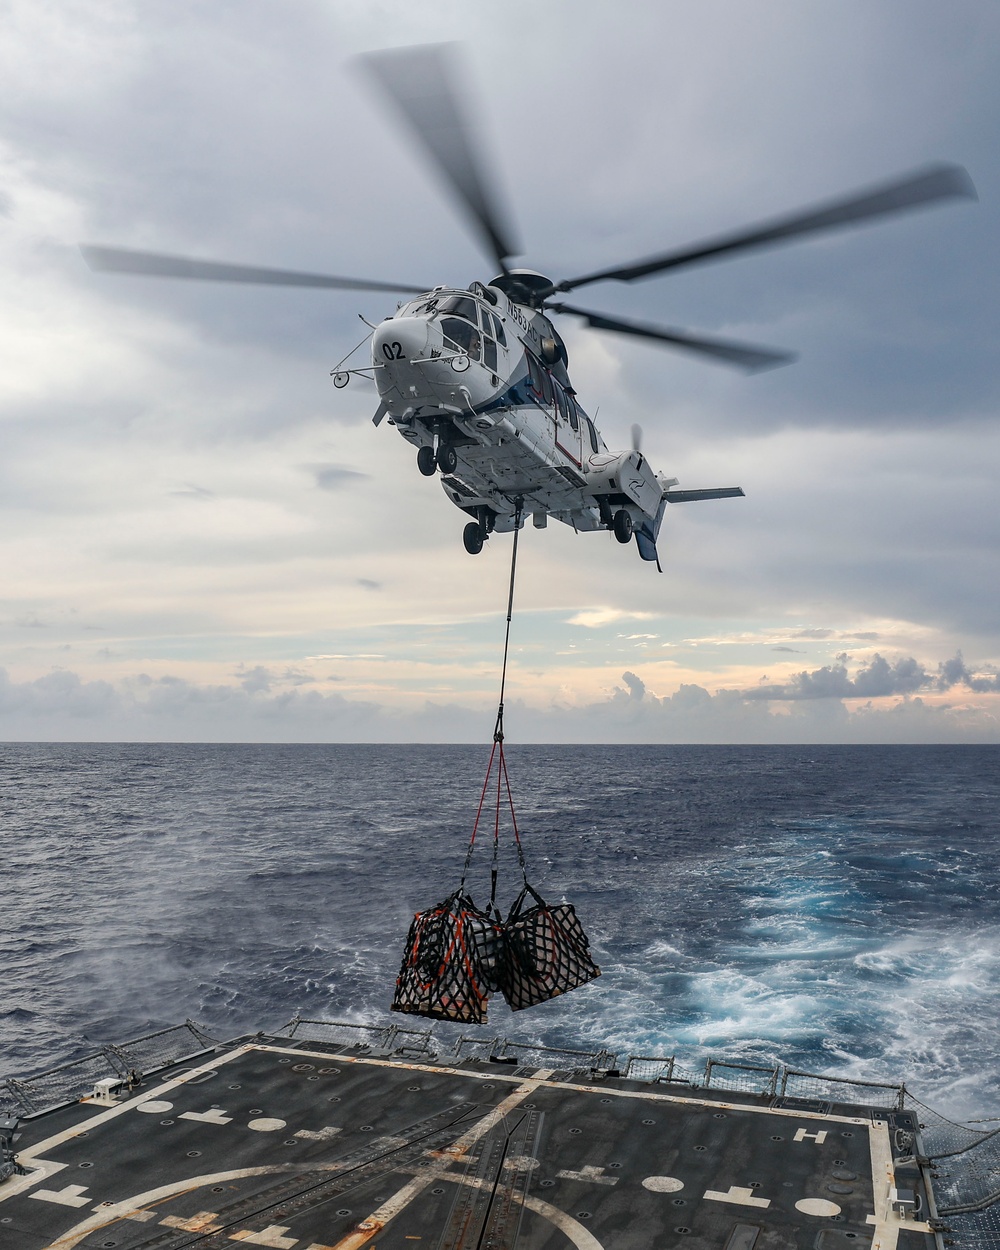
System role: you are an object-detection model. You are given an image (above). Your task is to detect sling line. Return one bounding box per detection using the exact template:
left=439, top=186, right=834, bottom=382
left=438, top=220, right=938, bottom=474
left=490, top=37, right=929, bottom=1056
left=460, top=502, right=528, bottom=909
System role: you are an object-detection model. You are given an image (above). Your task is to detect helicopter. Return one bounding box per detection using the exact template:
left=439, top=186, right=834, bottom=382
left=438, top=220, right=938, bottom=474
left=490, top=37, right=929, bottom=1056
left=81, top=44, right=976, bottom=567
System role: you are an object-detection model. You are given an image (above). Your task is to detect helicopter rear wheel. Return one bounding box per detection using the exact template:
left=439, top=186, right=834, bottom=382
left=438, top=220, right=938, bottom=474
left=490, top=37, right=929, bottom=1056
left=613, top=509, right=633, bottom=544
left=416, top=445, right=436, bottom=476
left=436, top=444, right=458, bottom=474
left=463, top=521, right=485, bottom=555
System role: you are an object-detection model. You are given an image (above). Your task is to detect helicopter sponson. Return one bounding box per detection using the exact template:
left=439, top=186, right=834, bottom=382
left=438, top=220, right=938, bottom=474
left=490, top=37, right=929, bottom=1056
left=369, top=273, right=739, bottom=564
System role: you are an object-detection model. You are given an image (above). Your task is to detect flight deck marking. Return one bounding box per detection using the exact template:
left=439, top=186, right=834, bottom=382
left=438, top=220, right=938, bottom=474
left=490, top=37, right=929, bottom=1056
left=793, top=1128, right=827, bottom=1143
left=439, top=1108, right=540, bottom=1250
left=29, top=1184, right=92, bottom=1208
left=294, top=1127, right=341, bottom=1142
left=247, top=1118, right=287, bottom=1132
left=229, top=1226, right=298, bottom=1248
left=703, top=1186, right=771, bottom=1209
left=181, top=1110, right=234, bottom=1125
left=323, top=1082, right=546, bottom=1250
left=556, top=1165, right=618, bottom=1186
left=795, top=1198, right=841, bottom=1216
left=642, top=1176, right=684, bottom=1192
left=161, top=1211, right=224, bottom=1232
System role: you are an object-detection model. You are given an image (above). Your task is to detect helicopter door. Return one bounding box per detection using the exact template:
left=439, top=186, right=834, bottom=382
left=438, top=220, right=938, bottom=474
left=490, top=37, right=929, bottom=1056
left=554, top=383, right=582, bottom=467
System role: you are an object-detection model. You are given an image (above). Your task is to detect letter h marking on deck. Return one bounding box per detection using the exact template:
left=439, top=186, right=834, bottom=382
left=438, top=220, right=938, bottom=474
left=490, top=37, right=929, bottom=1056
left=794, top=1128, right=828, bottom=1144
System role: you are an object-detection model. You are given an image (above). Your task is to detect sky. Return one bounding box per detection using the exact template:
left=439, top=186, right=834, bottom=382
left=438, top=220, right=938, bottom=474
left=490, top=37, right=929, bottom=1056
left=1, top=0, right=998, bottom=743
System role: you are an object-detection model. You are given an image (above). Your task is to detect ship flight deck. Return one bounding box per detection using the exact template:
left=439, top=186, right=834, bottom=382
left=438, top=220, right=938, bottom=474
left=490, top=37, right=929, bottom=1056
left=0, top=1030, right=938, bottom=1250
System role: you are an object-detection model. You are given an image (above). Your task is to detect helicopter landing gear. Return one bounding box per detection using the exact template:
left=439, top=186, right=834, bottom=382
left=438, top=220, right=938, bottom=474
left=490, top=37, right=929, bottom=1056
left=463, top=520, right=485, bottom=555
left=613, top=508, right=633, bottom=544
left=436, top=444, right=458, bottom=474
left=416, top=445, right=436, bottom=476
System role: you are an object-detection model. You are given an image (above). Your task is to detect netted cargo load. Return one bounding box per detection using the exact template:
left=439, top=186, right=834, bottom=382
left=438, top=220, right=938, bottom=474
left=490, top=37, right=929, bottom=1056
left=390, top=515, right=601, bottom=1021
left=500, top=884, right=601, bottom=1011
left=391, top=891, right=504, bottom=1024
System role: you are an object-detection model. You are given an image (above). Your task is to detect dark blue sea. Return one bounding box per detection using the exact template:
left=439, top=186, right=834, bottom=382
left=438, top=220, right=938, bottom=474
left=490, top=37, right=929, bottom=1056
left=2, top=744, right=998, bottom=1123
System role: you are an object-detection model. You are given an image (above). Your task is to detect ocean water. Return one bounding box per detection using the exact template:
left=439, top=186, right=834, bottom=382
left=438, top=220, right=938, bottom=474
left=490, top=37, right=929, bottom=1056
left=1, top=743, right=998, bottom=1123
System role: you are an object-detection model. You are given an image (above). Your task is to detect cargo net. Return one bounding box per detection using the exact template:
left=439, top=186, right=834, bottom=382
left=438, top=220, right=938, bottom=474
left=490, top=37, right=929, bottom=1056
left=392, top=737, right=600, bottom=1024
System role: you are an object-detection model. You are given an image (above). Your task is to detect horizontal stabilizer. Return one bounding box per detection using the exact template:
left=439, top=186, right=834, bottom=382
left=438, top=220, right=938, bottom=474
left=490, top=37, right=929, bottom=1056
left=664, top=487, right=745, bottom=503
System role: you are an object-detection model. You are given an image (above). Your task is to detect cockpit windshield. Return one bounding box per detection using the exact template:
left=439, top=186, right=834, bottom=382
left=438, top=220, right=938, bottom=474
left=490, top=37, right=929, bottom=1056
left=436, top=294, right=479, bottom=323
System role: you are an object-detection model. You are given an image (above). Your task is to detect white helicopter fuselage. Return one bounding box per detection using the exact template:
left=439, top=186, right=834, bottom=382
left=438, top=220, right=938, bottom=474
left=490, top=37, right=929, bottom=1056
left=369, top=276, right=675, bottom=560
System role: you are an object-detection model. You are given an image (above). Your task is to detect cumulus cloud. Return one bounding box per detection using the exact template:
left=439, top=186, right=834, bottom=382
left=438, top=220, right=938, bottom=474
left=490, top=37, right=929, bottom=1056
left=937, top=653, right=1000, bottom=694
left=1, top=652, right=998, bottom=745
left=747, top=653, right=929, bottom=700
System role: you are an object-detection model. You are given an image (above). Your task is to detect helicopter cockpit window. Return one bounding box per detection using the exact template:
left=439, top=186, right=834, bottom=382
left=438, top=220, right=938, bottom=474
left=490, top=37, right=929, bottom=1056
left=482, top=333, right=497, bottom=372
left=437, top=294, right=478, bottom=323
left=490, top=313, right=507, bottom=347
left=441, top=316, right=481, bottom=360
left=564, top=393, right=580, bottom=432
left=585, top=416, right=600, bottom=454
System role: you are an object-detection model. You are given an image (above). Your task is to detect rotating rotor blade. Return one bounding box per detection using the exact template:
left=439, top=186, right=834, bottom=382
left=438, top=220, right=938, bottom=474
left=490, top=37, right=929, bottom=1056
left=80, top=245, right=429, bottom=293
left=555, top=163, right=977, bottom=294
left=358, top=43, right=520, bottom=273
left=548, top=302, right=795, bottom=372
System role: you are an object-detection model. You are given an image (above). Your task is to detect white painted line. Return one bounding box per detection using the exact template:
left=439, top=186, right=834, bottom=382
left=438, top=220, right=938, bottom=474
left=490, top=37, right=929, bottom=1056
left=704, top=1185, right=770, bottom=1209
left=29, top=1184, right=91, bottom=1208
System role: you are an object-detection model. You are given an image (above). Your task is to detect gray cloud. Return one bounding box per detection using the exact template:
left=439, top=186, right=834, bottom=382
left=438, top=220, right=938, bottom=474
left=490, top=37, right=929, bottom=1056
left=747, top=652, right=929, bottom=700
left=937, top=652, right=1000, bottom=693
left=309, top=464, right=370, bottom=492
left=744, top=650, right=1000, bottom=701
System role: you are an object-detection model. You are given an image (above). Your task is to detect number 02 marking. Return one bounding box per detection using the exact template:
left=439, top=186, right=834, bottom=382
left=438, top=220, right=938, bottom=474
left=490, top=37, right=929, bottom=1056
left=382, top=341, right=404, bottom=360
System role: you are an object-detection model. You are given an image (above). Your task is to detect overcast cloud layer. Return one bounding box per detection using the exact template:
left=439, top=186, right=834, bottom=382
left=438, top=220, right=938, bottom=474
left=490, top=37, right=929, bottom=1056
left=1, top=0, right=998, bottom=742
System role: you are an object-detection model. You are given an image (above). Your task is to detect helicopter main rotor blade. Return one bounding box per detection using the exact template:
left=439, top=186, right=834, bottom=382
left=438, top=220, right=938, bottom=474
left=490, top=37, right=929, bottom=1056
left=80, top=245, right=429, bottom=294
left=548, top=302, right=795, bottom=372
left=358, top=43, right=520, bottom=273
left=555, top=163, right=977, bottom=294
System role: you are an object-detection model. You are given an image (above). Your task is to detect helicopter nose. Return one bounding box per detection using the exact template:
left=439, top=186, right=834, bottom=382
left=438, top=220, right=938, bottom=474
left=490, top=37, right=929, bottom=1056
left=373, top=317, right=428, bottom=365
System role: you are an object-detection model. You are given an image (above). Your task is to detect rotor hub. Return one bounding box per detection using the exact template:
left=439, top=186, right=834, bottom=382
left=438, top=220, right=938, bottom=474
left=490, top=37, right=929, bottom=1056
left=489, top=269, right=554, bottom=305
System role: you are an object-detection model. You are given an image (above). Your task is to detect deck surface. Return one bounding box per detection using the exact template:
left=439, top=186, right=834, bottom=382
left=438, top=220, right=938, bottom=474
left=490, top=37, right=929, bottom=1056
left=0, top=1038, right=937, bottom=1250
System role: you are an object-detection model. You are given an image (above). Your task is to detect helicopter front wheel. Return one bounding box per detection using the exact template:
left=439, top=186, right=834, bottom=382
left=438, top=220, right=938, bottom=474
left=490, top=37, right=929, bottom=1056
left=613, top=509, right=633, bottom=544
left=416, top=445, right=436, bottom=476
left=436, top=444, right=458, bottom=474
left=463, top=521, right=485, bottom=555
